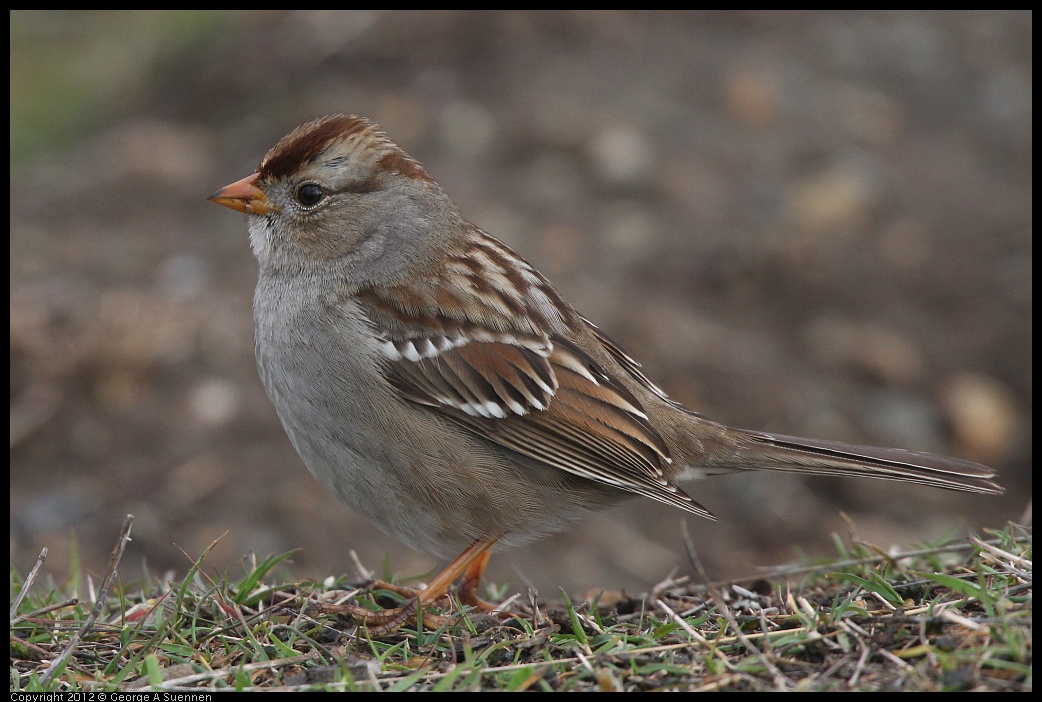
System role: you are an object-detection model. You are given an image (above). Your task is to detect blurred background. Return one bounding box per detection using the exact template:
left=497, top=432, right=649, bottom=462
left=11, top=11, right=1031, bottom=598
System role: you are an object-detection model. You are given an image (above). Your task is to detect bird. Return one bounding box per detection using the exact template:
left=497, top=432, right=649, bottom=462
left=209, top=114, right=1002, bottom=634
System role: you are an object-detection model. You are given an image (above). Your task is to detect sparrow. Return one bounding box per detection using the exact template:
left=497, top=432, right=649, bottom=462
left=209, top=114, right=1002, bottom=634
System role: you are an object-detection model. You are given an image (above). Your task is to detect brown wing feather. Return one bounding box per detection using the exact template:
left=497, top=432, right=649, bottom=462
left=380, top=332, right=713, bottom=518
left=352, top=237, right=713, bottom=517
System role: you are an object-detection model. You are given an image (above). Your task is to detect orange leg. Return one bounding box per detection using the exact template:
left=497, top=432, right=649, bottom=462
left=458, top=551, right=498, bottom=611
left=317, top=537, right=503, bottom=636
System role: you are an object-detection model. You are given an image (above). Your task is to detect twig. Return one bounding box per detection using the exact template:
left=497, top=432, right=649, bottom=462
left=682, top=520, right=792, bottom=691
left=11, top=547, right=48, bottom=619
left=649, top=570, right=688, bottom=602
left=88, top=653, right=321, bottom=690
left=41, top=515, right=134, bottom=686
left=971, top=535, right=1033, bottom=570
left=684, top=536, right=1012, bottom=594
left=349, top=549, right=374, bottom=581
left=655, top=598, right=707, bottom=643
left=11, top=597, right=81, bottom=626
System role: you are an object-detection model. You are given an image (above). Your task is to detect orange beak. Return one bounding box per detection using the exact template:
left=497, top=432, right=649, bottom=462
left=208, top=173, right=279, bottom=215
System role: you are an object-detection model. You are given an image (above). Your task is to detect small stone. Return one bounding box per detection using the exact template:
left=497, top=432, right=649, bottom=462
left=939, top=373, right=1019, bottom=465
left=587, top=124, right=654, bottom=187
left=805, top=316, right=925, bottom=386
left=189, top=378, right=240, bottom=426
left=724, top=69, right=779, bottom=128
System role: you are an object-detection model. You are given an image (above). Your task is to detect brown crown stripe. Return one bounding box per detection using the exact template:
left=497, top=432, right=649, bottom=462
left=378, top=151, right=433, bottom=182
left=258, top=114, right=433, bottom=184
left=260, top=115, right=371, bottom=180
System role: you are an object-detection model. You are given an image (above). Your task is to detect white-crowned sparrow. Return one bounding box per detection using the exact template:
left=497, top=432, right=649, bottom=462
left=209, top=114, right=1002, bottom=634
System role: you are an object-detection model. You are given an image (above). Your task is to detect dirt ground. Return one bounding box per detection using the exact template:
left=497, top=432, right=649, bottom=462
left=11, top=11, right=1031, bottom=598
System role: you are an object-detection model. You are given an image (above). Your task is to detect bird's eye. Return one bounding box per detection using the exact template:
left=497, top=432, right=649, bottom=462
left=296, top=183, right=325, bottom=207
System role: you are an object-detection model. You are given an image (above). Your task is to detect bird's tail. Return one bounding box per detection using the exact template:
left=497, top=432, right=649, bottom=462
left=713, top=428, right=1003, bottom=494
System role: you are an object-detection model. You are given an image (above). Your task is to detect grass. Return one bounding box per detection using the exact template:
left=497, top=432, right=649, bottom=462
left=10, top=520, right=1031, bottom=691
